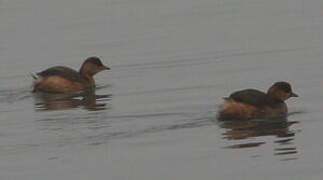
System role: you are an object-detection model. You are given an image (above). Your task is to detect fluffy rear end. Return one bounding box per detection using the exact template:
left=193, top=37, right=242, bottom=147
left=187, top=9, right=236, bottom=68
left=31, top=74, right=42, bottom=92
left=217, top=99, right=259, bottom=120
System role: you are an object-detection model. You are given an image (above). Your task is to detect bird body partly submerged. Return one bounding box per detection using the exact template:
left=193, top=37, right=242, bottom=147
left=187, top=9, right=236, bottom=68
left=217, top=82, right=298, bottom=120
left=32, top=57, right=110, bottom=93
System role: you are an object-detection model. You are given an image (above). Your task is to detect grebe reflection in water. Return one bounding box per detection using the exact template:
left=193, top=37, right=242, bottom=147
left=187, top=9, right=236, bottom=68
left=219, top=116, right=300, bottom=160
left=34, top=89, right=111, bottom=111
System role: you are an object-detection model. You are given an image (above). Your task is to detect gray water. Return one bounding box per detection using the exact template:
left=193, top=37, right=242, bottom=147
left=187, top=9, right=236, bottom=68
left=0, top=0, right=322, bottom=179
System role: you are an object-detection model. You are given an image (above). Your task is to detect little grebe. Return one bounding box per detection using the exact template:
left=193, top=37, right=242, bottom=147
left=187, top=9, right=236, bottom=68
left=32, top=57, right=110, bottom=93
left=217, top=82, right=298, bottom=120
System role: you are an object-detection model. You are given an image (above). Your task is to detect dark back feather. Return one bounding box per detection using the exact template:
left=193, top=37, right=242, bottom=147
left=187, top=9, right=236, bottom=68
left=229, top=89, right=283, bottom=107
left=37, top=66, right=87, bottom=84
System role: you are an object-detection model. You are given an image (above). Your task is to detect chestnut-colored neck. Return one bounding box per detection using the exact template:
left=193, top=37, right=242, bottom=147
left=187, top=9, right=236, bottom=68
left=79, top=65, right=95, bottom=86
left=267, top=88, right=284, bottom=102
left=81, top=74, right=95, bottom=85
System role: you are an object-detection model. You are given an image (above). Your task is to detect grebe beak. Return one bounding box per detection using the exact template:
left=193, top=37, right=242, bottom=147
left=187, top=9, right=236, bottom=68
left=103, top=66, right=111, bottom=70
left=290, top=92, right=298, bottom=97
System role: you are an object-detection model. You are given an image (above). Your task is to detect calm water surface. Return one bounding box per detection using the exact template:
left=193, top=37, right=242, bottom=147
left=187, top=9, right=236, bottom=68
left=1, top=0, right=323, bottom=179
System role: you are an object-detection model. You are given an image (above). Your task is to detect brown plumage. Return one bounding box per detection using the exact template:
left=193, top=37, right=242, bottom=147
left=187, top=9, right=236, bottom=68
left=217, top=82, right=298, bottom=120
left=32, top=57, right=110, bottom=93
